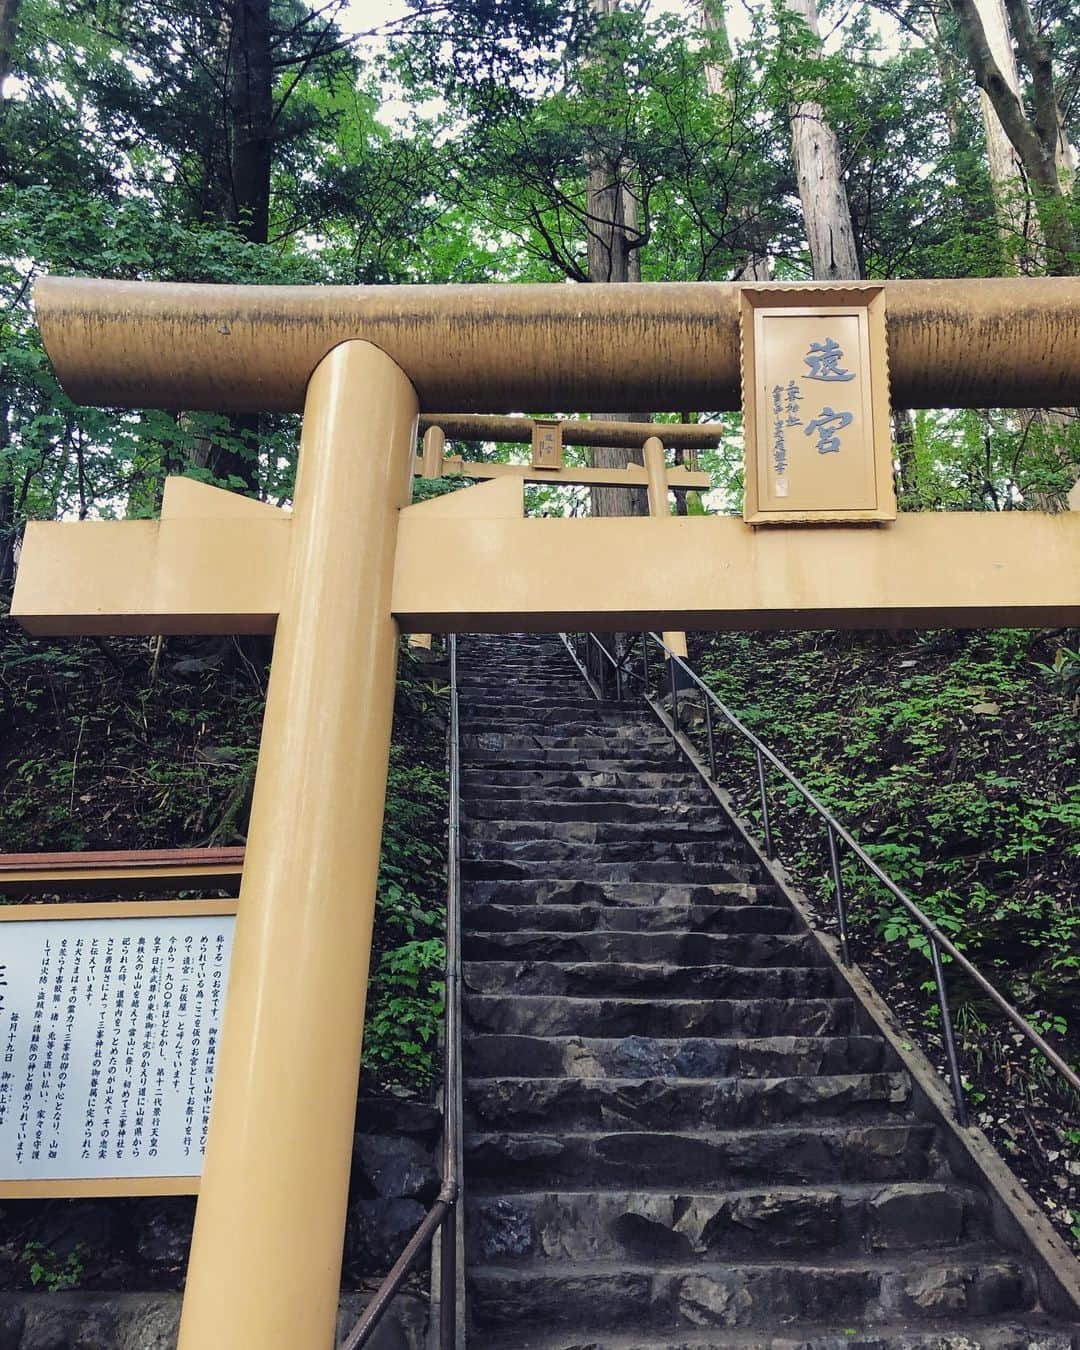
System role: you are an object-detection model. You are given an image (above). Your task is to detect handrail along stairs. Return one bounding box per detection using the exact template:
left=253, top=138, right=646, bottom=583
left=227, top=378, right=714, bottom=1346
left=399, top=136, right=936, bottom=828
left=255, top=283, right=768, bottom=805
left=561, top=629, right=1080, bottom=1129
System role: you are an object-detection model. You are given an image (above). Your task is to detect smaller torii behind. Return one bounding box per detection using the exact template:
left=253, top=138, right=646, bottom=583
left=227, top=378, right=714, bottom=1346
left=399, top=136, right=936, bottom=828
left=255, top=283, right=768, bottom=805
left=11, top=276, right=1080, bottom=1350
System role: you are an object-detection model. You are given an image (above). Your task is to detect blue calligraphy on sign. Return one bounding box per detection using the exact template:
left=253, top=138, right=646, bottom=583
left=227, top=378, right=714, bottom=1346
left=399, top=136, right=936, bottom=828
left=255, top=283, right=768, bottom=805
left=805, top=407, right=853, bottom=455
left=803, top=337, right=855, bottom=383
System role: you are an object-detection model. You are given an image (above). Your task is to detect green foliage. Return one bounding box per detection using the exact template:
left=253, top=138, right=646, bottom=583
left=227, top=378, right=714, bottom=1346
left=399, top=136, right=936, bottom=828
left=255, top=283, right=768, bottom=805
left=364, top=938, right=447, bottom=1086
left=361, top=650, right=451, bottom=1090
left=696, top=626, right=1080, bottom=1049
left=19, top=1241, right=85, bottom=1293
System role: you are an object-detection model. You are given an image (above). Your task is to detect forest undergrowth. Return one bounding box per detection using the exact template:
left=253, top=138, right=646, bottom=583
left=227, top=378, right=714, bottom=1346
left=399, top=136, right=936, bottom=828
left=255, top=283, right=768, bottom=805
left=687, top=624, right=1080, bottom=1254
left=0, top=611, right=450, bottom=1095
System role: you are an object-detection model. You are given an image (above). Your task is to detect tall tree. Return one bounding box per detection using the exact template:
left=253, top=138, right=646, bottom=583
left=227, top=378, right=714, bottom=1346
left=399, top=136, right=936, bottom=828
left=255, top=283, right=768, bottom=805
left=949, top=0, right=1077, bottom=273
left=699, top=0, right=770, bottom=280
left=780, top=0, right=862, bottom=280
left=584, top=0, right=649, bottom=517
left=972, top=0, right=1040, bottom=261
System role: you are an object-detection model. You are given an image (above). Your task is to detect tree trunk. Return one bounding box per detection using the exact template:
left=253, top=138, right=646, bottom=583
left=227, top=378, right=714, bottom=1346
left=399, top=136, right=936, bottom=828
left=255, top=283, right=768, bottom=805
left=892, top=409, right=919, bottom=508
left=585, top=0, right=649, bottom=518
left=700, top=0, right=771, bottom=281
left=226, top=0, right=273, bottom=246
left=949, top=0, right=1076, bottom=274
left=0, top=0, right=20, bottom=103
left=973, top=0, right=1039, bottom=264
left=782, top=0, right=861, bottom=281
left=0, top=398, right=14, bottom=593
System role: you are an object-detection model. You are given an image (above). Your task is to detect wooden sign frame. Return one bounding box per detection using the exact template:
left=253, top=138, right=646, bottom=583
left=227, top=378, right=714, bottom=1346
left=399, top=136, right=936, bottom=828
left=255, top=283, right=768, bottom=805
left=0, top=898, right=237, bottom=1198
left=530, top=418, right=564, bottom=470
left=740, top=285, right=895, bottom=525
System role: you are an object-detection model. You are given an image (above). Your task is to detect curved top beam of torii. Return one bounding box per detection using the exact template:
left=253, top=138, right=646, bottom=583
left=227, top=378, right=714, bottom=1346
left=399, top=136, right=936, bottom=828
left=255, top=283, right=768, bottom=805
left=34, top=274, right=1080, bottom=414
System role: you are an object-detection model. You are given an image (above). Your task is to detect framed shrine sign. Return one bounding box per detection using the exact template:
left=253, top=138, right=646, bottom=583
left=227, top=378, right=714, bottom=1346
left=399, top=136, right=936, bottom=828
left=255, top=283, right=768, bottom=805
left=740, top=285, right=896, bottom=525
left=0, top=899, right=236, bottom=1197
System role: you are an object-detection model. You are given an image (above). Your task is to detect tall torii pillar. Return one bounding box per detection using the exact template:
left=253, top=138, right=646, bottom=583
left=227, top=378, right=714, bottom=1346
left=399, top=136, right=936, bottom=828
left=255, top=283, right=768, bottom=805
left=175, top=341, right=417, bottom=1346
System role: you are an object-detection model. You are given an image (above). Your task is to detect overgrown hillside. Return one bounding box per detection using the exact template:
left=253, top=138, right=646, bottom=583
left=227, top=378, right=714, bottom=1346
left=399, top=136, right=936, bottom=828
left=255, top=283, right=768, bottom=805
left=0, top=612, right=450, bottom=1091
left=691, top=624, right=1080, bottom=1250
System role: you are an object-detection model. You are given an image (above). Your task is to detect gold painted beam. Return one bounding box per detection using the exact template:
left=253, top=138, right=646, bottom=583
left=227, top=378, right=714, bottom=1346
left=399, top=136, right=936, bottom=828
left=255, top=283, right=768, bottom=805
left=11, top=516, right=290, bottom=635
left=35, top=276, right=1080, bottom=414
left=15, top=504, right=1079, bottom=636
left=392, top=513, right=1080, bottom=632
left=411, top=455, right=712, bottom=490
left=418, top=413, right=723, bottom=450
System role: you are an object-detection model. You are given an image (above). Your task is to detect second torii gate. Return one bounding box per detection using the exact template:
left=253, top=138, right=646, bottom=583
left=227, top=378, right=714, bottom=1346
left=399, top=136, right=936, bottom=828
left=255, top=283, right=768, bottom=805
left=12, top=275, right=1080, bottom=1349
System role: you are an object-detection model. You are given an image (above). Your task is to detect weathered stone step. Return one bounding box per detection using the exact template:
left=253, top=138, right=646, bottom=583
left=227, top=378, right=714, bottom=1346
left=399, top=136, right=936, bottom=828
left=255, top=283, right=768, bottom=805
left=463, top=717, right=660, bottom=734
left=462, top=1072, right=910, bottom=1132
left=462, top=930, right=818, bottom=966
left=463, top=749, right=686, bottom=770
left=463, top=880, right=779, bottom=908
left=464, top=994, right=856, bottom=1039
left=464, top=733, right=674, bottom=755
left=465, top=1181, right=986, bottom=1264
left=463, top=902, right=796, bottom=935
left=462, top=859, right=759, bottom=884
left=460, top=769, right=709, bottom=794
left=463, top=820, right=732, bottom=845
left=459, top=674, right=584, bottom=688
left=466, top=1251, right=1034, bottom=1331
left=463, top=1033, right=889, bottom=1080
left=464, top=841, right=747, bottom=872
left=460, top=704, right=653, bottom=723
left=463, top=798, right=719, bottom=823
left=463, top=962, right=837, bottom=999
left=466, top=1318, right=1079, bottom=1349
left=464, top=1123, right=937, bottom=1189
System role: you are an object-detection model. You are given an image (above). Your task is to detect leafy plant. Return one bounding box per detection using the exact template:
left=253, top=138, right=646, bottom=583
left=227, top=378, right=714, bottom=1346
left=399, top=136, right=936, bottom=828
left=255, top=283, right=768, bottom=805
left=19, top=1242, right=85, bottom=1293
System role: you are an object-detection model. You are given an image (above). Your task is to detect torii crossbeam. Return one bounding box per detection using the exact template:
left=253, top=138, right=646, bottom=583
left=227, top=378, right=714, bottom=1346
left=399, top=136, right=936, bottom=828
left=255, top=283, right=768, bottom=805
left=12, top=277, right=1080, bottom=1350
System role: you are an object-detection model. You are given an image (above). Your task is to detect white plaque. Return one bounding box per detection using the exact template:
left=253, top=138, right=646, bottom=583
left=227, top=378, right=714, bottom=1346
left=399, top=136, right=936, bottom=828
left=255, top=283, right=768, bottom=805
left=0, top=906, right=235, bottom=1187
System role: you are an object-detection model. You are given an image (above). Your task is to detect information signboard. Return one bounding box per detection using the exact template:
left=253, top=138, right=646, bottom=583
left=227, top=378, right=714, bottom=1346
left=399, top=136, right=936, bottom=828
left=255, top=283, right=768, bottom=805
left=0, top=900, right=235, bottom=1197
left=740, top=285, right=896, bottom=525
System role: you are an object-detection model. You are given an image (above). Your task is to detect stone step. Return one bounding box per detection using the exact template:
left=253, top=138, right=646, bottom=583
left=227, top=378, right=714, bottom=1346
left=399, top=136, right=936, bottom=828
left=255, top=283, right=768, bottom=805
left=461, top=860, right=760, bottom=885
left=461, top=930, right=819, bottom=966
left=463, top=820, right=732, bottom=845
left=464, top=841, right=748, bottom=871
left=463, top=902, right=797, bottom=935
left=459, top=674, right=585, bottom=687
left=463, top=733, right=675, bottom=755
left=463, top=963, right=838, bottom=1000
left=460, top=704, right=654, bottom=724
left=462, top=880, right=779, bottom=908
left=461, top=750, right=683, bottom=772
left=463, top=798, right=720, bottom=824
left=464, top=1122, right=937, bottom=1189
left=466, top=1252, right=1035, bottom=1332
left=462, top=1072, right=911, bottom=1132
left=463, top=1034, right=890, bottom=1080
left=465, top=1317, right=1080, bottom=1349
left=459, top=770, right=709, bottom=794
left=463, top=994, right=856, bottom=1040
left=465, top=1181, right=987, bottom=1264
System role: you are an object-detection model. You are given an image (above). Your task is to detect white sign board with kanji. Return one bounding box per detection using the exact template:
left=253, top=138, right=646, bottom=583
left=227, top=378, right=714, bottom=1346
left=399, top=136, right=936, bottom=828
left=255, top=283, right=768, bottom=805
left=0, top=903, right=235, bottom=1194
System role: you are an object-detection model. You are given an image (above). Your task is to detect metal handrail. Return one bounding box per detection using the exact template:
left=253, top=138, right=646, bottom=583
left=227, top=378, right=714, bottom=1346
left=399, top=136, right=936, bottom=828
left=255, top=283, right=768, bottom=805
left=342, top=634, right=463, bottom=1350
left=561, top=629, right=1080, bottom=1126
left=563, top=632, right=643, bottom=703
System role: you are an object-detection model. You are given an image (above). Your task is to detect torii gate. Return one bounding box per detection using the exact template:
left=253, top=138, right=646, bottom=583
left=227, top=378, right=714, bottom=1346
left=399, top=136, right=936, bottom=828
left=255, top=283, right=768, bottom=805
left=11, top=275, right=1080, bottom=1349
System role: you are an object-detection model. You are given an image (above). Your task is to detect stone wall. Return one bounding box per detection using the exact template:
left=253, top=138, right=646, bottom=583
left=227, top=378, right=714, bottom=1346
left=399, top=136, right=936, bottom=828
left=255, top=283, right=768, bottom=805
left=0, top=1287, right=428, bottom=1349
left=0, top=1092, right=440, bottom=1344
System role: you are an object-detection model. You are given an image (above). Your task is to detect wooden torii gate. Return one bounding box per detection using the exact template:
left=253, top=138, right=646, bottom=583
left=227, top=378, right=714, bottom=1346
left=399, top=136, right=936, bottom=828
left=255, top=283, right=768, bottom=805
left=12, top=275, right=1080, bottom=1349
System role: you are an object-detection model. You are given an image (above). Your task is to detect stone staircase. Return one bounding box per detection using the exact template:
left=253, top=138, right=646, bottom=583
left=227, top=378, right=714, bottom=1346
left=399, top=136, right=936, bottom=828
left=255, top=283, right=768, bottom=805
left=456, top=633, right=1079, bottom=1350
